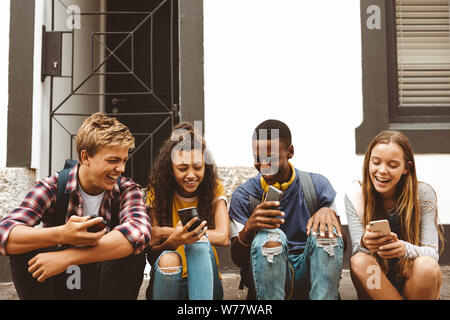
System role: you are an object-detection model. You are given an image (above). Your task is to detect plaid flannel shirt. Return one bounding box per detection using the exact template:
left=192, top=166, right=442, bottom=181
left=0, top=164, right=151, bottom=255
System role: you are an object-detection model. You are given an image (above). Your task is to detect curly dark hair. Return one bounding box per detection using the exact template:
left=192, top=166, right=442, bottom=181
left=148, top=122, right=219, bottom=229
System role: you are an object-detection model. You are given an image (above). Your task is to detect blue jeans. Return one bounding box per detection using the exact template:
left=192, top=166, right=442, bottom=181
left=250, top=228, right=343, bottom=300
left=151, top=238, right=223, bottom=300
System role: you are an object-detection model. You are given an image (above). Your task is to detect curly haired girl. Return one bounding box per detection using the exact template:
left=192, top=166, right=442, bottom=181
left=145, top=122, right=229, bottom=300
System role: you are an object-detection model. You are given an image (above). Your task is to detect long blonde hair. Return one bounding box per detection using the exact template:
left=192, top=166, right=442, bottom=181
left=362, top=130, right=443, bottom=279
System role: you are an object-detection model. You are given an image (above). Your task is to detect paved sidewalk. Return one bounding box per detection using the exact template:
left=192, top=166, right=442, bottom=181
left=2, top=267, right=449, bottom=300
left=220, top=266, right=450, bottom=300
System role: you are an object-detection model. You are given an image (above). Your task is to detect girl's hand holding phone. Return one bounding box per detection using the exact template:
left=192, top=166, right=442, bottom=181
left=168, top=219, right=208, bottom=249
left=149, top=226, right=173, bottom=246
left=376, top=232, right=406, bottom=259
left=362, top=224, right=395, bottom=253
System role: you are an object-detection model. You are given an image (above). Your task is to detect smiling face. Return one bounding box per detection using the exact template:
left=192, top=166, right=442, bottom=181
left=252, top=139, right=293, bottom=185
left=79, top=145, right=129, bottom=195
left=368, top=142, right=408, bottom=199
left=172, top=149, right=205, bottom=198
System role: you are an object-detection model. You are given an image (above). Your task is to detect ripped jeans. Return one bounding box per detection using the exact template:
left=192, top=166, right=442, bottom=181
left=150, top=237, right=223, bottom=300
left=250, top=228, right=343, bottom=300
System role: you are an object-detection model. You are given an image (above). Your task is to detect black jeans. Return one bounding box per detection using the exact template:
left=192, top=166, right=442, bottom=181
left=9, top=247, right=146, bottom=300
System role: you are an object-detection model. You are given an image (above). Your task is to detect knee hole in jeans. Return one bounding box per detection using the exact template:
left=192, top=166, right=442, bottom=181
left=158, top=252, right=182, bottom=274
left=263, top=240, right=282, bottom=249
left=315, top=236, right=339, bottom=257
left=261, top=232, right=283, bottom=263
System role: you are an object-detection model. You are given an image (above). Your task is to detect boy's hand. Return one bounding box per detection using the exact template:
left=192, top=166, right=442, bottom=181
left=237, top=201, right=284, bottom=247
left=244, top=201, right=285, bottom=234
left=28, top=250, right=71, bottom=282
left=60, top=215, right=106, bottom=246
left=306, top=207, right=342, bottom=238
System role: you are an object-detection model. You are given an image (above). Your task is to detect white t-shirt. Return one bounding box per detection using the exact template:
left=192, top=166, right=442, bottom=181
left=78, top=183, right=105, bottom=217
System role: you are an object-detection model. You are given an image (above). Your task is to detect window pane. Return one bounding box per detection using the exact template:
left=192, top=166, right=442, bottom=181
left=396, top=0, right=450, bottom=107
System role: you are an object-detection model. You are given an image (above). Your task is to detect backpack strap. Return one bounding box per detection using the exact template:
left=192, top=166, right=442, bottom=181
left=52, top=159, right=79, bottom=227
left=299, top=171, right=347, bottom=251
left=248, top=195, right=261, bottom=216
left=298, top=170, right=319, bottom=215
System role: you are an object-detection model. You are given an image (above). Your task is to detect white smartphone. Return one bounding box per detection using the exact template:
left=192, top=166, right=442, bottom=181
left=369, top=219, right=391, bottom=236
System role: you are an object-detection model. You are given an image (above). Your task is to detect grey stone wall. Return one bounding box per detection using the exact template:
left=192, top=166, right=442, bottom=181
left=0, top=166, right=255, bottom=220
left=0, top=168, right=36, bottom=219
left=0, top=166, right=255, bottom=283
left=217, top=166, right=258, bottom=203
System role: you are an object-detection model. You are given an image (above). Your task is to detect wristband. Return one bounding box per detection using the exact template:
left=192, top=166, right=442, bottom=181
left=360, top=233, right=368, bottom=249
left=237, top=232, right=251, bottom=247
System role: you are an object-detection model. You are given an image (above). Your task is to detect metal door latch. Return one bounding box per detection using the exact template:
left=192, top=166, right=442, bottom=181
left=41, top=25, right=62, bottom=81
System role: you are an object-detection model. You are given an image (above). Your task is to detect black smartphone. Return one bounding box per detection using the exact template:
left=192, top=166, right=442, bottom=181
left=264, top=186, right=283, bottom=225
left=87, top=215, right=108, bottom=233
left=265, top=186, right=283, bottom=204
left=178, top=207, right=202, bottom=232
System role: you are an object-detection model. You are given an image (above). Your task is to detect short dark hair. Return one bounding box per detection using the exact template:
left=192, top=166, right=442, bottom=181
left=253, top=119, right=292, bottom=146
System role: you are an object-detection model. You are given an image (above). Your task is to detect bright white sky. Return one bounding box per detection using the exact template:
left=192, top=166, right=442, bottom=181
left=203, top=0, right=363, bottom=167
left=202, top=1, right=450, bottom=224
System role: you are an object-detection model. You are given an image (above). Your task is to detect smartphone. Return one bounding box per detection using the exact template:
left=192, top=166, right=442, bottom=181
left=264, top=186, right=283, bottom=203
left=87, top=215, right=108, bottom=233
left=369, top=219, right=391, bottom=236
left=178, top=207, right=202, bottom=232
left=264, top=186, right=283, bottom=225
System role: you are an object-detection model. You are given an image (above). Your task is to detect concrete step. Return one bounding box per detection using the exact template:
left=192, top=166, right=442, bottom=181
left=2, top=266, right=450, bottom=300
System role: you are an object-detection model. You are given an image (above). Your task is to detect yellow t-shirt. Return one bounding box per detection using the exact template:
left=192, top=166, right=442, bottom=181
left=147, top=181, right=227, bottom=278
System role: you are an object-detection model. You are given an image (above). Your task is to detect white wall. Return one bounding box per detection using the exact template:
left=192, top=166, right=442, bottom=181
left=0, top=1, right=10, bottom=168
left=204, top=0, right=450, bottom=224
left=31, top=0, right=49, bottom=178
left=32, top=0, right=103, bottom=178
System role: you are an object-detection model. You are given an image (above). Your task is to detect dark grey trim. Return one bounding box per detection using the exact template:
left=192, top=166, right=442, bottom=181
left=355, top=0, right=390, bottom=155
left=7, top=0, right=35, bottom=167
left=355, top=0, right=450, bottom=154
left=178, top=0, right=204, bottom=129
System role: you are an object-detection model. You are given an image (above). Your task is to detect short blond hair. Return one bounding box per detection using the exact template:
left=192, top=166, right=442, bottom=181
left=76, top=113, right=135, bottom=160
